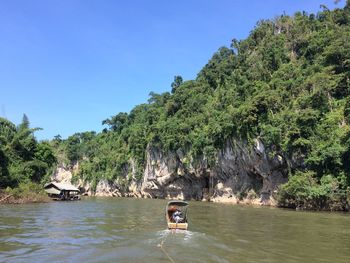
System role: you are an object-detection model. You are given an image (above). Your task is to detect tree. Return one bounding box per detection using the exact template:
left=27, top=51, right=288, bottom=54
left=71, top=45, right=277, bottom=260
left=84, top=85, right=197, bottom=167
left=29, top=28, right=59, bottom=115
left=0, top=116, right=56, bottom=188
left=102, top=112, right=129, bottom=133
left=53, top=134, right=62, bottom=143
left=171, top=75, right=183, bottom=93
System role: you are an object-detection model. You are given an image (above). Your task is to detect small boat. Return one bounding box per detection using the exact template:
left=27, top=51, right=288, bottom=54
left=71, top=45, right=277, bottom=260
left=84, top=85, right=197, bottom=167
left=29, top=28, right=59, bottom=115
left=166, top=200, right=189, bottom=230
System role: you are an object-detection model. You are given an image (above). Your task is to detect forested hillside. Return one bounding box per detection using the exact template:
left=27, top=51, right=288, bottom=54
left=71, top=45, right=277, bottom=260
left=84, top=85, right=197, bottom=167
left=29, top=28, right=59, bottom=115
left=52, top=2, right=350, bottom=209
left=2, top=2, right=350, bottom=209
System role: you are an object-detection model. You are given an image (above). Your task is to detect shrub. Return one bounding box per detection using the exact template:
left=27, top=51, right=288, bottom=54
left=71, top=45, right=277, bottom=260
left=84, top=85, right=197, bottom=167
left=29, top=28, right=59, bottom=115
left=277, top=171, right=349, bottom=211
left=3, top=181, right=50, bottom=203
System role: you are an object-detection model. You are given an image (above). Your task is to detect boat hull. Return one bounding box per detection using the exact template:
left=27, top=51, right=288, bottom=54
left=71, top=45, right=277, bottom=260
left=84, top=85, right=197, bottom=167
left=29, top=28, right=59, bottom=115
left=167, top=222, right=188, bottom=230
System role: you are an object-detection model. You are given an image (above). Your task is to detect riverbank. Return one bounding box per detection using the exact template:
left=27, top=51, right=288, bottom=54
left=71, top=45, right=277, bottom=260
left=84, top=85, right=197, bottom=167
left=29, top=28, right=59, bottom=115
left=0, top=192, right=50, bottom=204
left=0, top=182, right=51, bottom=204
left=88, top=189, right=350, bottom=212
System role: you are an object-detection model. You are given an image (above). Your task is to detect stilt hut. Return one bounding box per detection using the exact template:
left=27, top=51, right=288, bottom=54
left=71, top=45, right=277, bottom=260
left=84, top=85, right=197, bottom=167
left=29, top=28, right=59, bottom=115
left=44, top=182, right=81, bottom=201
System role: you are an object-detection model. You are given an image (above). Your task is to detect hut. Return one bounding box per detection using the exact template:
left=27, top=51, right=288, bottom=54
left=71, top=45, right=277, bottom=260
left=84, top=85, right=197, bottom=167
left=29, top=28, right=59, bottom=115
left=44, top=182, right=81, bottom=201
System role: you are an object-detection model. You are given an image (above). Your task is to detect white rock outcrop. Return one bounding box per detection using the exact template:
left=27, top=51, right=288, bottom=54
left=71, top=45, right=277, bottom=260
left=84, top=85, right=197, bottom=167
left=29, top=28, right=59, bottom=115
left=53, top=138, right=288, bottom=205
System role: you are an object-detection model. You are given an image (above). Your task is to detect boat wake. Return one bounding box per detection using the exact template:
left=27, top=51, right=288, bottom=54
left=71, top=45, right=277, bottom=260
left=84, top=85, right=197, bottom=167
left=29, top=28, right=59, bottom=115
left=149, top=229, right=233, bottom=263
left=152, top=229, right=209, bottom=249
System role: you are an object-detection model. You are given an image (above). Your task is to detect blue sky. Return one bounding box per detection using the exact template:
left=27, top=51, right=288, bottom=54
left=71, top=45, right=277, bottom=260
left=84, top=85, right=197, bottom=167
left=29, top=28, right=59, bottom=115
left=0, top=0, right=344, bottom=140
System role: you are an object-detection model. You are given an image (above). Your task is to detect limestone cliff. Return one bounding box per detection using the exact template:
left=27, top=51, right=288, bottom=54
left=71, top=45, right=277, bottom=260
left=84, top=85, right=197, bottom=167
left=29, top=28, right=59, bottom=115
left=140, top=138, right=288, bottom=204
left=51, top=162, right=94, bottom=196
left=53, top=138, right=288, bottom=205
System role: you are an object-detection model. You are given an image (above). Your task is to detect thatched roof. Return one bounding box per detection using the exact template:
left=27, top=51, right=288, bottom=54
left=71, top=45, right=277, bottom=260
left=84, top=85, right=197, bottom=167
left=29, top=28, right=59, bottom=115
left=167, top=200, right=188, bottom=207
left=45, top=187, right=61, bottom=195
left=44, top=182, right=79, bottom=192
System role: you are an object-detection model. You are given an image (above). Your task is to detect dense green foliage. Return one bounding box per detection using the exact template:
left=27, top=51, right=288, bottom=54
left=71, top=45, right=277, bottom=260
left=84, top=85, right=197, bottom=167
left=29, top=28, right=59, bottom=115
left=277, top=171, right=349, bottom=210
left=54, top=2, right=350, bottom=209
left=1, top=181, right=50, bottom=204
left=0, top=115, right=56, bottom=188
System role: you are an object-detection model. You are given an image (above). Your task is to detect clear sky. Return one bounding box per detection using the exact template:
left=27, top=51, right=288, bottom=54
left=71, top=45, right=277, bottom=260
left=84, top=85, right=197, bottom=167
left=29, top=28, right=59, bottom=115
left=0, top=0, right=345, bottom=140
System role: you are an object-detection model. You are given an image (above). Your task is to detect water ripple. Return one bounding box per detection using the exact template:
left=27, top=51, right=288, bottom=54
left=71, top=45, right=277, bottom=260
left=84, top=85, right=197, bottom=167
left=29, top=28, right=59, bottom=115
left=1, top=198, right=350, bottom=263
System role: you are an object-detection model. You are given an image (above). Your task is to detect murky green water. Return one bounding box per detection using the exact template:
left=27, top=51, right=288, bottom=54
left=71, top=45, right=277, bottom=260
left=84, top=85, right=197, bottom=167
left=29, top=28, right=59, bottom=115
left=0, top=198, right=349, bottom=263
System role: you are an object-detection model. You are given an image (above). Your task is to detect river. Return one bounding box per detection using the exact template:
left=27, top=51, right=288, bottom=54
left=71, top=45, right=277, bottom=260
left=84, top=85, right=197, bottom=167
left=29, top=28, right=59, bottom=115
left=0, top=197, right=349, bottom=262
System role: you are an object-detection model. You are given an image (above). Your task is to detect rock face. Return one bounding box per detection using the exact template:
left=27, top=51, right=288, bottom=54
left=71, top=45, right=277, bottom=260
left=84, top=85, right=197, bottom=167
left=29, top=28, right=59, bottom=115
left=52, top=165, right=74, bottom=184
left=53, top=138, right=289, bottom=205
left=51, top=163, right=95, bottom=196
left=140, top=139, right=288, bottom=204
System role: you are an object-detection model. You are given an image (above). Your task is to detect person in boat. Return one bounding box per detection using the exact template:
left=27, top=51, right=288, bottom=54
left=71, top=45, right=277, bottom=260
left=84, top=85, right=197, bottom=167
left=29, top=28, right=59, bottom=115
left=172, top=209, right=183, bottom=223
